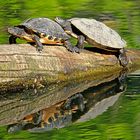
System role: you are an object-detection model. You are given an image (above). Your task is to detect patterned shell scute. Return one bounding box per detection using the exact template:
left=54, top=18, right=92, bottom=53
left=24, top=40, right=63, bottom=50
left=70, top=18, right=126, bottom=49
left=21, top=18, right=69, bottom=40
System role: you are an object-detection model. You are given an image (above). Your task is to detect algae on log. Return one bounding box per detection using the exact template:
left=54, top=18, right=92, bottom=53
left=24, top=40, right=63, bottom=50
left=0, top=44, right=140, bottom=92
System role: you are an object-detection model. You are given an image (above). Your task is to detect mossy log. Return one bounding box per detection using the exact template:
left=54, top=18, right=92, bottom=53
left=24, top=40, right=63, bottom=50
left=0, top=44, right=140, bottom=92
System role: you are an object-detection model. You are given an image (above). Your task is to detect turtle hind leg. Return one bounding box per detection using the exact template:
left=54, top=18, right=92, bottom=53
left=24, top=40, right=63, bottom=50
left=118, top=48, right=128, bottom=67
left=32, top=111, right=42, bottom=125
left=33, top=35, right=43, bottom=52
left=76, top=35, right=85, bottom=52
left=9, top=35, right=17, bottom=44
left=64, top=40, right=74, bottom=52
left=64, top=40, right=81, bottom=53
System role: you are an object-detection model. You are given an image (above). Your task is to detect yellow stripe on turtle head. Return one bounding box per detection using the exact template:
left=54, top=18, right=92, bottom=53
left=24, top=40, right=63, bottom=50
left=22, top=36, right=34, bottom=42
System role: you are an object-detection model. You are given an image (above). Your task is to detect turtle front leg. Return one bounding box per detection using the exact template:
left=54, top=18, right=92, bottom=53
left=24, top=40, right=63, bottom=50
left=9, top=35, right=17, bottom=44
left=32, top=111, right=42, bottom=125
left=118, top=48, right=128, bottom=67
left=33, top=35, right=43, bottom=52
left=63, top=93, right=85, bottom=112
left=76, top=35, right=85, bottom=52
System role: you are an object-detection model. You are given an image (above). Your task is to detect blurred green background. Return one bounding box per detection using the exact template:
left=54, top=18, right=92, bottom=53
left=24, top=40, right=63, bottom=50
left=0, top=0, right=140, bottom=49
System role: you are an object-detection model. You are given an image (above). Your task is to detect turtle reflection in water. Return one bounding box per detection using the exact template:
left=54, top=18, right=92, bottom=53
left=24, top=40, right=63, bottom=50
left=55, top=17, right=128, bottom=67
left=7, top=112, right=42, bottom=133
left=8, top=18, right=79, bottom=52
left=7, top=71, right=127, bottom=133
left=7, top=94, right=85, bottom=133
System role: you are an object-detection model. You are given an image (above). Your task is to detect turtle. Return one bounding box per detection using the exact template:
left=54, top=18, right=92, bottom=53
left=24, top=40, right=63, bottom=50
left=7, top=111, right=42, bottom=133
left=8, top=17, right=79, bottom=52
left=55, top=17, right=128, bottom=66
left=28, top=111, right=72, bottom=133
left=62, top=93, right=85, bottom=112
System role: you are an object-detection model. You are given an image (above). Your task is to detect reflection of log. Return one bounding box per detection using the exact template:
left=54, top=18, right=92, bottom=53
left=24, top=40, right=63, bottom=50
left=76, top=92, right=122, bottom=123
left=0, top=71, right=122, bottom=126
left=0, top=44, right=140, bottom=91
left=75, top=74, right=125, bottom=123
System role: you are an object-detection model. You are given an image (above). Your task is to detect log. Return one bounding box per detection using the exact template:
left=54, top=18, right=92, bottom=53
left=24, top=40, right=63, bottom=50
left=0, top=44, right=140, bottom=92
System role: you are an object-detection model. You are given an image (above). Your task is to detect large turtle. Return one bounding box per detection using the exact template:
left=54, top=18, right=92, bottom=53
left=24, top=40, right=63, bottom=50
left=8, top=18, right=79, bottom=52
left=55, top=17, right=128, bottom=66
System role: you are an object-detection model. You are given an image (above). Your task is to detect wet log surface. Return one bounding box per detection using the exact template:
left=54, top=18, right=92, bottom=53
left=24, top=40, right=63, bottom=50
left=0, top=44, right=140, bottom=92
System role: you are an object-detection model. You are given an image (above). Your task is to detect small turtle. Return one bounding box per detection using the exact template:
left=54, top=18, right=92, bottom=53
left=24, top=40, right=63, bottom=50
left=63, top=93, right=85, bottom=112
left=28, top=110, right=72, bottom=133
left=7, top=111, right=42, bottom=133
left=8, top=18, right=79, bottom=52
left=7, top=123, right=23, bottom=133
left=55, top=17, right=128, bottom=66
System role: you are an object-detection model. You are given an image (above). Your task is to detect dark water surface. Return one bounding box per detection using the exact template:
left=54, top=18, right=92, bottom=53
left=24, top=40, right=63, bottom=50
left=0, top=72, right=140, bottom=139
left=0, top=0, right=140, bottom=139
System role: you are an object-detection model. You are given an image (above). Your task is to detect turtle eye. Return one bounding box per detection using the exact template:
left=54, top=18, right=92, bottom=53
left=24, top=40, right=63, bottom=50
left=40, top=33, right=46, bottom=37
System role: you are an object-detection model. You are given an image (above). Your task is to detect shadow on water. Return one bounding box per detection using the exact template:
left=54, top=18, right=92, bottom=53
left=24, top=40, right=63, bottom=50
left=0, top=69, right=127, bottom=134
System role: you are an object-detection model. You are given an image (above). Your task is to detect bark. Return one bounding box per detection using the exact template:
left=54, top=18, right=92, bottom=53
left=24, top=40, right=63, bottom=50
left=0, top=44, right=140, bottom=92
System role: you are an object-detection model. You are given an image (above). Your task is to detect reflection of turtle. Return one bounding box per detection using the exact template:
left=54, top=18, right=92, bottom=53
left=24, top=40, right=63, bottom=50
left=8, top=18, right=78, bottom=52
left=7, top=123, right=23, bottom=133
left=63, top=93, right=85, bottom=112
left=7, top=112, right=42, bottom=133
left=7, top=93, right=85, bottom=133
left=29, top=94, right=85, bottom=133
left=28, top=110, right=72, bottom=133
left=55, top=17, right=128, bottom=66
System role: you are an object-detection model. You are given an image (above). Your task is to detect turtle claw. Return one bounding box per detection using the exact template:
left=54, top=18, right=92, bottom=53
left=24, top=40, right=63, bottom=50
left=64, top=40, right=81, bottom=53
left=37, top=48, right=43, bottom=53
left=67, top=46, right=75, bottom=53
left=119, top=55, right=128, bottom=66
left=73, top=46, right=81, bottom=53
left=119, top=48, right=128, bottom=67
left=64, top=40, right=75, bottom=53
left=67, top=46, right=81, bottom=53
left=33, top=35, right=43, bottom=53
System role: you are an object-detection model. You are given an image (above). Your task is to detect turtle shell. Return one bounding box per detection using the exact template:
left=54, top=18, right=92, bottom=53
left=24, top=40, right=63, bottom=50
left=19, top=18, right=70, bottom=40
left=68, top=18, right=126, bottom=50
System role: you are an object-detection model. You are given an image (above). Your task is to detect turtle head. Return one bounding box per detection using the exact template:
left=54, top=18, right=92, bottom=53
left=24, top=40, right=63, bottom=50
left=55, top=17, right=66, bottom=28
left=8, top=26, right=33, bottom=42
left=7, top=124, right=22, bottom=133
left=8, top=27, right=26, bottom=37
left=55, top=17, right=72, bottom=33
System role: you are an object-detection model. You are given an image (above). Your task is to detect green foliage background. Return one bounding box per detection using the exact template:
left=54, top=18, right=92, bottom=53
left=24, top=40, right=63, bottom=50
left=0, top=0, right=140, bottom=48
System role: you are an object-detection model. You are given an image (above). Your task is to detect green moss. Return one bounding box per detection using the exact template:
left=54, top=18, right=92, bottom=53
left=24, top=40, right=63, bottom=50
left=0, top=64, right=121, bottom=92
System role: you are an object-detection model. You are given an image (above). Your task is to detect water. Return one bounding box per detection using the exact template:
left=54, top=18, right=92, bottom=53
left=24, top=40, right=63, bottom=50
left=0, top=0, right=140, bottom=139
left=0, top=72, right=140, bottom=140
